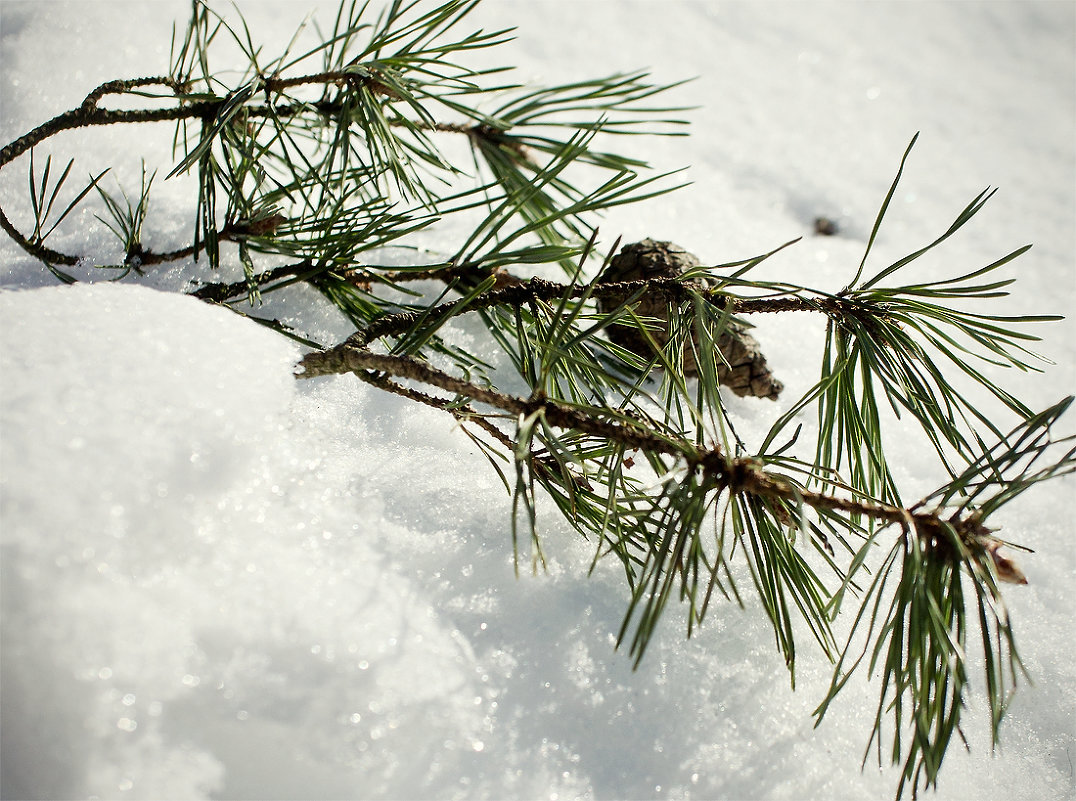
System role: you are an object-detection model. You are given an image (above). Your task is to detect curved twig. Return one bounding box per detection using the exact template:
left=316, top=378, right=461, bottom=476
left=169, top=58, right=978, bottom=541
left=297, top=341, right=996, bottom=553
left=0, top=71, right=502, bottom=268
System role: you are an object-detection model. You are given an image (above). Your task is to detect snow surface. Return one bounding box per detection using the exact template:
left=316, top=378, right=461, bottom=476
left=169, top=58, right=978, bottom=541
left=1, top=2, right=1074, bottom=799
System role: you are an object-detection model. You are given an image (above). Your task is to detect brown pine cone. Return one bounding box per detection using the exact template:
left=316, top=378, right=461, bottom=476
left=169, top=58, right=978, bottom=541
left=596, top=239, right=783, bottom=400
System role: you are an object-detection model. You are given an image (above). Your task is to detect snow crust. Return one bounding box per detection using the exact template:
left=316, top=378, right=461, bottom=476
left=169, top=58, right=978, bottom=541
left=1, top=2, right=1074, bottom=799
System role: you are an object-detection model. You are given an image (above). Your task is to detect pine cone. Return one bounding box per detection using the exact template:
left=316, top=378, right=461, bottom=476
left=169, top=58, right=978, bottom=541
left=596, top=239, right=783, bottom=400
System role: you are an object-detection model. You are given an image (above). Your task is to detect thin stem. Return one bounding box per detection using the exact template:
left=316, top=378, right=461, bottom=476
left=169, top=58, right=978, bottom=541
left=299, top=341, right=994, bottom=549
left=300, top=345, right=693, bottom=457
left=0, top=76, right=526, bottom=267
left=344, top=276, right=848, bottom=345
left=0, top=71, right=404, bottom=169
left=359, top=368, right=515, bottom=450
left=0, top=204, right=78, bottom=266
left=191, top=261, right=313, bottom=302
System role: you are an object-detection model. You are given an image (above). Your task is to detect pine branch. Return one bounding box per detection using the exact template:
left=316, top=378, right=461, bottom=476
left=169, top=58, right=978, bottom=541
left=298, top=340, right=1063, bottom=545
left=2, top=3, right=1071, bottom=797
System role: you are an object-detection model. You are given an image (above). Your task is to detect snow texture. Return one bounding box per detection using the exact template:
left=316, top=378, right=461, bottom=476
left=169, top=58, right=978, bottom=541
left=1, top=2, right=1074, bottom=799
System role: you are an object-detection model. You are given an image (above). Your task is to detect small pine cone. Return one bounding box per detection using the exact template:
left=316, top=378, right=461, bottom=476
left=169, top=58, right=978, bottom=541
left=596, top=238, right=783, bottom=400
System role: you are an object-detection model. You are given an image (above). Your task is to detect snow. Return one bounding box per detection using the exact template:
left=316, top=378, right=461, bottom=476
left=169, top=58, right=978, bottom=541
left=1, top=2, right=1074, bottom=799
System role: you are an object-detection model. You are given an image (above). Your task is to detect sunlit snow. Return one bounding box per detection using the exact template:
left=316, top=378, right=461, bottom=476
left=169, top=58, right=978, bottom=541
left=1, top=2, right=1074, bottom=799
